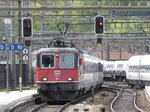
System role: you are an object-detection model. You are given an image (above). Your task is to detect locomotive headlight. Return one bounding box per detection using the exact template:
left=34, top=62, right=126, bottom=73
left=67, top=78, right=73, bottom=81
left=42, top=78, right=48, bottom=81
left=56, top=54, right=59, bottom=58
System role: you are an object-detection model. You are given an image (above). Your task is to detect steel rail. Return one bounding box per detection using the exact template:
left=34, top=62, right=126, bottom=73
left=29, top=102, right=47, bottom=112
left=133, top=92, right=145, bottom=112
left=110, top=88, right=123, bottom=112
left=58, top=91, right=93, bottom=112
left=110, top=88, right=145, bottom=112
left=123, top=90, right=145, bottom=112
left=5, top=95, right=39, bottom=112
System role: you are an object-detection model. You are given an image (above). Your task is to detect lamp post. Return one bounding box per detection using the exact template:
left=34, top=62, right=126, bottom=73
left=4, top=18, right=12, bottom=93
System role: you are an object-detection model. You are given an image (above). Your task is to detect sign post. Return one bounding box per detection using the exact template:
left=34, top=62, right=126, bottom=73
left=0, top=42, right=24, bottom=92
left=22, top=48, right=29, bottom=64
left=4, top=18, right=12, bottom=93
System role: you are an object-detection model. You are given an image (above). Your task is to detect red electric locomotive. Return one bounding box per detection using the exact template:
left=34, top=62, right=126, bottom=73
left=36, top=41, right=103, bottom=102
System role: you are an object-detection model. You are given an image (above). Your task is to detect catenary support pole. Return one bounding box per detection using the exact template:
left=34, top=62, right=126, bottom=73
left=18, top=1, right=23, bottom=92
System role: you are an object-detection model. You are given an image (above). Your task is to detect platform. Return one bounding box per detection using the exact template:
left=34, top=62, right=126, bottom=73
left=144, top=86, right=150, bottom=103
left=0, top=90, right=37, bottom=112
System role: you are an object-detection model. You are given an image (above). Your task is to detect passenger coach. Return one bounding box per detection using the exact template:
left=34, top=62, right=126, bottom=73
left=127, top=54, right=150, bottom=87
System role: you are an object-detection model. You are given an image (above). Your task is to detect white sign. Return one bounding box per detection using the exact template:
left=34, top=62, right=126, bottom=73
left=9, top=43, right=24, bottom=50
left=0, top=44, right=5, bottom=50
left=23, top=48, right=29, bottom=54
left=23, top=55, right=29, bottom=61
left=17, top=44, right=23, bottom=50
left=4, top=18, right=12, bottom=25
left=10, top=44, right=15, bottom=50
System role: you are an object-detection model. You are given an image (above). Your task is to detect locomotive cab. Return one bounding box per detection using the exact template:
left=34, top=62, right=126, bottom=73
left=36, top=48, right=82, bottom=101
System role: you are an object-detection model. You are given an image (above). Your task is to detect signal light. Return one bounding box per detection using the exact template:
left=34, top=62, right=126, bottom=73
left=27, top=25, right=31, bottom=28
left=94, top=16, right=104, bottom=35
left=99, top=22, right=103, bottom=26
left=22, top=17, right=33, bottom=37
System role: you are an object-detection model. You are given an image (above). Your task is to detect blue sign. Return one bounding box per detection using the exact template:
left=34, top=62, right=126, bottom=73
left=0, top=43, right=6, bottom=50
left=10, top=43, right=24, bottom=50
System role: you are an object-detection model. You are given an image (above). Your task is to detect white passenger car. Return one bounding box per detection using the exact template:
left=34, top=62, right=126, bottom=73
left=127, top=54, right=150, bottom=87
left=115, top=61, right=128, bottom=80
left=103, top=61, right=115, bottom=80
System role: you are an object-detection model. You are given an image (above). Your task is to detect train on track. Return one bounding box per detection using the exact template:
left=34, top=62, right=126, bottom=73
left=103, top=60, right=128, bottom=81
left=36, top=40, right=104, bottom=102
left=126, top=54, right=150, bottom=87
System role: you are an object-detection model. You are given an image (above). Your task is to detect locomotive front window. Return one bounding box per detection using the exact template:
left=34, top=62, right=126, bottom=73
left=60, top=54, right=78, bottom=68
left=41, top=54, right=54, bottom=68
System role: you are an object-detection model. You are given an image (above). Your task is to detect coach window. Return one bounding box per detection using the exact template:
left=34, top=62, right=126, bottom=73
left=98, top=63, right=103, bottom=72
left=117, top=64, right=123, bottom=69
left=60, top=54, right=75, bottom=68
left=74, top=54, right=79, bottom=68
left=142, top=65, right=150, bottom=72
left=41, top=54, right=54, bottom=68
left=148, top=65, right=150, bottom=72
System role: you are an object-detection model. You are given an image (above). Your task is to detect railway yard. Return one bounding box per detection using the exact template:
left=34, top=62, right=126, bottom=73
left=2, top=81, right=150, bottom=112
left=0, top=0, right=150, bottom=112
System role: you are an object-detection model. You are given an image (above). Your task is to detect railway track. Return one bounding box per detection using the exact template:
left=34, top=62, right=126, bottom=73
left=5, top=82, right=148, bottom=112
left=110, top=87, right=144, bottom=112
left=5, top=88, right=104, bottom=112
left=5, top=95, right=39, bottom=112
left=30, top=91, right=93, bottom=112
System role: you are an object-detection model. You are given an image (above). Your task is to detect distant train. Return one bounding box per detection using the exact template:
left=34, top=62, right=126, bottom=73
left=114, top=61, right=128, bottom=81
left=103, top=61, right=115, bottom=80
left=36, top=47, right=103, bottom=102
left=126, top=54, right=150, bottom=87
left=103, top=60, right=128, bottom=81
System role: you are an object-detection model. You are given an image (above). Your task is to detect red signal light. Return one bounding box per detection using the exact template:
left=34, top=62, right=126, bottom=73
left=99, top=22, right=103, bottom=26
left=94, top=16, right=104, bottom=35
left=22, top=17, right=33, bottom=37
left=27, top=25, right=31, bottom=28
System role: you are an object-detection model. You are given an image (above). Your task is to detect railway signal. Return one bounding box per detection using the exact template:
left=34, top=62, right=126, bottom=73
left=22, top=17, right=33, bottom=37
left=25, top=40, right=31, bottom=47
left=97, top=37, right=102, bottom=44
left=94, top=16, right=104, bottom=35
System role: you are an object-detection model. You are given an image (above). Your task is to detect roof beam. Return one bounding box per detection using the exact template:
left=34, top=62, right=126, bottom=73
left=0, top=6, right=149, bottom=11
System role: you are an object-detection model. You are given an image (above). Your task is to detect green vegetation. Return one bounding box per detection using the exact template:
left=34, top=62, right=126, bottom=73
left=0, top=89, right=6, bottom=92
left=1, top=0, right=149, bottom=38
left=28, top=1, right=150, bottom=36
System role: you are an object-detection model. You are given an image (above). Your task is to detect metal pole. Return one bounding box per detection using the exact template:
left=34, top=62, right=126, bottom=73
left=12, top=35, right=16, bottom=89
left=6, top=25, right=9, bottom=92
left=9, top=9, right=16, bottom=90
left=91, top=87, right=94, bottom=103
left=6, top=46, right=9, bottom=92
left=107, top=46, right=110, bottom=61
left=119, top=45, right=122, bottom=60
left=4, top=18, right=12, bottom=92
left=18, top=1, right=23, bottom=92
left=101, top=47, right=104, bottom=59
left=29, top=46, right=32, bottom=85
